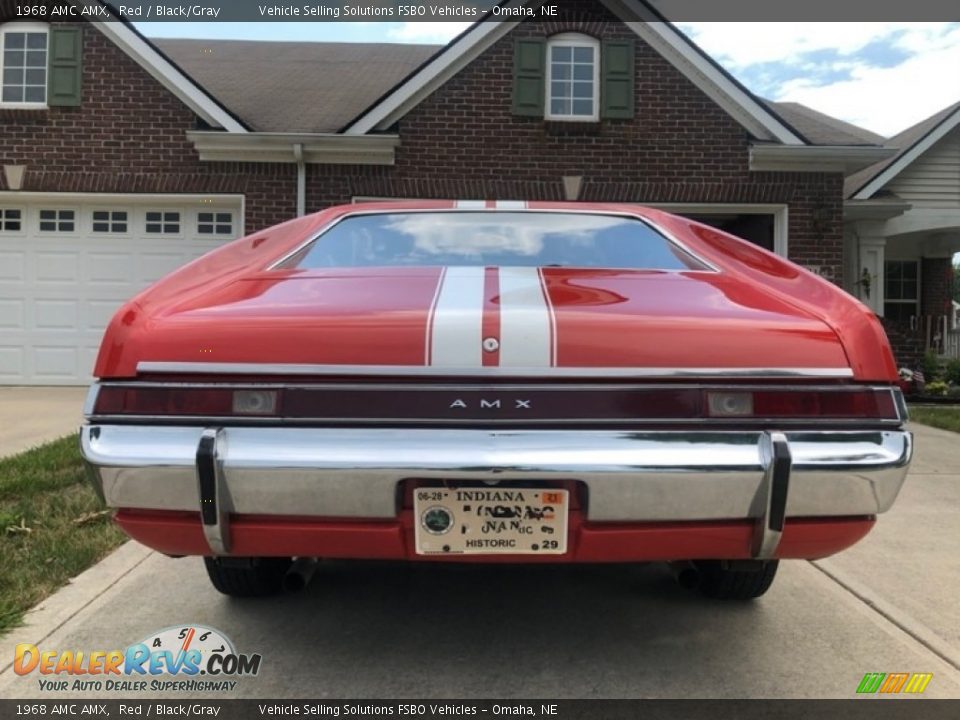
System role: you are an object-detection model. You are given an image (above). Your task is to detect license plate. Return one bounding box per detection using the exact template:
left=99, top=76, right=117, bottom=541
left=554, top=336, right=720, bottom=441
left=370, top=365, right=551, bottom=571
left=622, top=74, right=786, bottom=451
left=414, top=487, right=569, bottom=555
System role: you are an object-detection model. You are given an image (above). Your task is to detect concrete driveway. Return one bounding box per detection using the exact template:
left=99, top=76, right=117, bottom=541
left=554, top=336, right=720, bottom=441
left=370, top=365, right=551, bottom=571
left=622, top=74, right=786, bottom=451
left=0, top=386, right=88, bottom=457
left=1, top=422, right=958, bottom=699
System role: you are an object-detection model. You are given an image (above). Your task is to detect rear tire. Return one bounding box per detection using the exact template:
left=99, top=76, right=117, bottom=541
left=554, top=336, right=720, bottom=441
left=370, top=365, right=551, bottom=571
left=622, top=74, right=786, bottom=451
left=203, top=557, right=293, bottom=597
left=693, top=559, right=779, bottom=600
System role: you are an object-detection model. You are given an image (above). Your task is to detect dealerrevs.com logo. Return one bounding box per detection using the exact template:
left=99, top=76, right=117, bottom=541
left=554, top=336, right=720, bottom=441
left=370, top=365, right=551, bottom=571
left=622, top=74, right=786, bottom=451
left=14, top=624, right=261, bottom=693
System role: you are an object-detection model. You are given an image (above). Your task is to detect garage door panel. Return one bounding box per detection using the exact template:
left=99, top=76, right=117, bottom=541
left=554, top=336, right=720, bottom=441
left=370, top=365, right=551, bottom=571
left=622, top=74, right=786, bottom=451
left=140, top=252, right=195, bottom=283
left=34, top=299, right=79, bottom=330
left=0, top=252, right=25, bottom=281
left=34, top=252, right=80, bottom=283
left=0, top=347, right=24, bottom=379
left=0, top=197, right=243, bottom=384
left=32, top=346, right=79, bottom=379
left=86, top=252, right=137, bottom=285
left=0, top=299, right=24, bottom=330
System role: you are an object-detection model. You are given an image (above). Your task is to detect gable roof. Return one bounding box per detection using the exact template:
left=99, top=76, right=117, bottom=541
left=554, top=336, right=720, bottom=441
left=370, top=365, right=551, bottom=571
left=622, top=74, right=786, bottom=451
left=340, top=0, right=806, bottom=144
left=90, top=7, right=248, bottom=132
left=765, top=102, right=884, bottom=146
left=845, top=100, right=960, bottom=199
left=154, top=39, right=439, bottom=133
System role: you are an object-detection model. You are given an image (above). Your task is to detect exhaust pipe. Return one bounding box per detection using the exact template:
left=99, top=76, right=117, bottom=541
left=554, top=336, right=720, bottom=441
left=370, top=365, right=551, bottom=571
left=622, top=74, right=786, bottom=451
left=282, top=557, right=318, bottom=593
left=671, top=561, right=701, bottom=590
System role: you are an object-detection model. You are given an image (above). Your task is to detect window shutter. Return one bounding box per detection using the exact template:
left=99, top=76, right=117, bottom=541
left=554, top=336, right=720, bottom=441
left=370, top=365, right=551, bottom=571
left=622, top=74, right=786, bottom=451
left=512, top=38, right=545, bottom=117
left=601, top=39, right=634, bottom=119
left=48, top=26, right=83, bottom=107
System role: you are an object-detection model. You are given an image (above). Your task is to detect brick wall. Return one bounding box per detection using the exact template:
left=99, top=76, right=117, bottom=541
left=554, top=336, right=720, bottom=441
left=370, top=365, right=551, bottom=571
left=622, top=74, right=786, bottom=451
left=921, top=257, right=954, bottom=317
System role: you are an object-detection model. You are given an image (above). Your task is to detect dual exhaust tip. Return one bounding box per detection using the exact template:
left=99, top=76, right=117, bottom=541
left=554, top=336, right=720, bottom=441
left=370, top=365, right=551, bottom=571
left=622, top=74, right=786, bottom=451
left=282, top=557, right=319, bottom=593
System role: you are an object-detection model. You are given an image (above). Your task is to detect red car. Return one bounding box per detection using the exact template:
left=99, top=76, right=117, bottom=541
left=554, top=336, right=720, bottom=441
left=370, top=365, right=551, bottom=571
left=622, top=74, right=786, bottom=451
left=81, top=201, right=912, bottom=600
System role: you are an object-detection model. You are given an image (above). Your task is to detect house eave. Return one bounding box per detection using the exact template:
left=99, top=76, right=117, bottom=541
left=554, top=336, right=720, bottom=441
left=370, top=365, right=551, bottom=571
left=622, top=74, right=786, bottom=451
left=749, top=145, right=897, bottom=174
left=187, top=132, right=400, bottom=165
left=843, top=198, right=912, bottom=222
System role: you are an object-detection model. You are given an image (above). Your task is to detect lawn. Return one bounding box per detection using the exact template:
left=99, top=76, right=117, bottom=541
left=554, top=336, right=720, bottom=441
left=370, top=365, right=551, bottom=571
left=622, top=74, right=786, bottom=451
left=0, top=435, right=124, bottom=635
left=909, top=405, right=960, bottom=434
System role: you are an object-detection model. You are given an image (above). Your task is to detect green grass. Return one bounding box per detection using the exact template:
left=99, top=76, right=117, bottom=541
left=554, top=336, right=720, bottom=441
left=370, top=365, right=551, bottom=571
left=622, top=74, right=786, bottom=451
left=909, top=405, right=960, bottom=434
left=0, top=435, right=124, bottom=635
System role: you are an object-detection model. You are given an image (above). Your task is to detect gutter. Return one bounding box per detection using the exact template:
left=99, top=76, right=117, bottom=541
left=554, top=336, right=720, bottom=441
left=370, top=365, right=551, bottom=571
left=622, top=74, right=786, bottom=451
left=749, top=145, right=897, bottom=174
left=293, top=143, right=305, bottom=217
left=187, top=131, right=399, bottom=166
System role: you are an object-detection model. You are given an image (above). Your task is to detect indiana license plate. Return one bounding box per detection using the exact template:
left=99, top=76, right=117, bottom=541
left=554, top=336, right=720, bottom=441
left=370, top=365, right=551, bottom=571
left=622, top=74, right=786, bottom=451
left=414, top=487, right=569, bottom=555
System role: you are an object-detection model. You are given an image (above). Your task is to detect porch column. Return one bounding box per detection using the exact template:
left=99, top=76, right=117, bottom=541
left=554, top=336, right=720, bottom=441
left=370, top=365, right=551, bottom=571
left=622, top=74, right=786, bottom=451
left=855, top=221, right=886, bottom=316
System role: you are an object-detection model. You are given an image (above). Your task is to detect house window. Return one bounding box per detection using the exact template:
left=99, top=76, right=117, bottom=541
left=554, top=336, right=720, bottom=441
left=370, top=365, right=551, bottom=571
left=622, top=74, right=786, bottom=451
left=146, top=211, right=181, bottom=234
left=546, top=34, right=599, bottom=121
left=92, top=210, right=128, bottom=233
left=1, top=23, right=48, bottom=106
left=39, top=209, right=75, bottom=232
left=198, top=212, right=233, bottom=235
left=0, top=208, right=22, bottom=231
left=884, top=260, right=919, bottom=322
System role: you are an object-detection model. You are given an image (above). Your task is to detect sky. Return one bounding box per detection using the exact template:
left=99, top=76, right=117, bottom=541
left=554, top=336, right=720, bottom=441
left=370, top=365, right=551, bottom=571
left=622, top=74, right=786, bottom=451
left=136, top=21, right=960, bottom=138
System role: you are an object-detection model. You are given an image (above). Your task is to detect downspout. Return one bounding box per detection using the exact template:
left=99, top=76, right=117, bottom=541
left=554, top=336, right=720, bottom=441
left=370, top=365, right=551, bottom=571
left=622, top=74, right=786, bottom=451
left=293, top=143, right=305, bottom=217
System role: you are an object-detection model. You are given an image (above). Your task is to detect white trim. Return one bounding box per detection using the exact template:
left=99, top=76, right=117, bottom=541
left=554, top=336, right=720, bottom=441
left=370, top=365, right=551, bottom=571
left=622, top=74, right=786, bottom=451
left=545, top=33, right=600, bottom=123
left=649, top=203, right=789, bottom=258
left=187, top=131, right=399, bottom=165
left=89, top=18, right=246, bottom=132
left=0, top=21, right=49, bottom=109
left=750, top=144, right=896, bottom=174
left=853, top=105, right=960, bottom=199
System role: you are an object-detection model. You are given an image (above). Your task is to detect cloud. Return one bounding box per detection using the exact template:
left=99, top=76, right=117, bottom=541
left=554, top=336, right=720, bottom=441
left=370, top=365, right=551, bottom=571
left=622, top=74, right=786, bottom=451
left=386, top=22, right=472, bottom=44
left=679, top=23, right=960, bottom=137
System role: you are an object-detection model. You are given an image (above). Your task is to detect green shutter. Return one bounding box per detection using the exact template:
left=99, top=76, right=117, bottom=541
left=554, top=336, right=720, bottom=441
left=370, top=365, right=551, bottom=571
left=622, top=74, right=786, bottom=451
left=512, top=38, right=545, bottom=117
left=48, top=26, right=83, bottom=107
left=601, top=39, right=634, bottom=119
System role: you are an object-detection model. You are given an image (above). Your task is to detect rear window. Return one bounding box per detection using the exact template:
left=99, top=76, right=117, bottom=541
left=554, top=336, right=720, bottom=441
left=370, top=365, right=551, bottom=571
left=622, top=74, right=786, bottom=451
left=275, top=212, right=709, bottom=271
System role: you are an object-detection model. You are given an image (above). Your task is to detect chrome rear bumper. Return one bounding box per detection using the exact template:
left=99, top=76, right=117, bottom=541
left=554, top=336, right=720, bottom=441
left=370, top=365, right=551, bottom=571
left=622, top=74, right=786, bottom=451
left=81, top=425, right=911, bottom=558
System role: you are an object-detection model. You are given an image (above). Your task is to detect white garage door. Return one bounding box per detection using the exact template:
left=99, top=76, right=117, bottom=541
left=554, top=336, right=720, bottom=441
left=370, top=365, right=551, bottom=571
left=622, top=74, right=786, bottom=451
left=0, top=194, right=243, bottom=385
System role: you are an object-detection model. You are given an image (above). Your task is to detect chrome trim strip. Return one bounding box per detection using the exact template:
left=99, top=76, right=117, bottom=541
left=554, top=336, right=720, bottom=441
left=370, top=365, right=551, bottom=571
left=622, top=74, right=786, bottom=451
left=135, top=362, right=856, bottom=379
left=82, top=384, right=101, bottom=418
left=82, top=426, right=911, bottom=524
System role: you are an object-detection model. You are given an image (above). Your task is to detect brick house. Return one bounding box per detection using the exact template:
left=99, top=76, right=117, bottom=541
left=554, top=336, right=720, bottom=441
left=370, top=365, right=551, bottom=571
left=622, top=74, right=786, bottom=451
left=0, top=0, right=953, bottom=384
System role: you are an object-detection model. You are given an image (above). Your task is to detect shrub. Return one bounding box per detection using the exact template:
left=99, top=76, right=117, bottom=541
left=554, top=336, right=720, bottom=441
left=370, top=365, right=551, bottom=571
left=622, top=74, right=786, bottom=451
left=945, top=358, right=960, bottom=386
left=922, top=351, right=943, bottom=381
left=925, top=380, right=949, bottom=396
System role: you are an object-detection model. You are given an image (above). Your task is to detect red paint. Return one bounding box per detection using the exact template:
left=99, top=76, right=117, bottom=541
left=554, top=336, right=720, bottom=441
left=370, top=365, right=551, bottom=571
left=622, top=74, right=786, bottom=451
left=114, top=509, right=875, bottom=562
left=93, top=201, right=898, bottom=382
left=482, top=266, right=501, bottom=367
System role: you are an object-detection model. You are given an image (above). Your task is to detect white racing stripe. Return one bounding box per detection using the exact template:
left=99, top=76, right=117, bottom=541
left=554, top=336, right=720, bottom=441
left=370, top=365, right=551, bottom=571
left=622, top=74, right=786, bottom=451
left=496, top=201, right=527, bottom=210
left=498, top=266, right=554, bottom=367
left=455, top=200, right=487, bottom=209
left=429, top=266, right=486, bottom=366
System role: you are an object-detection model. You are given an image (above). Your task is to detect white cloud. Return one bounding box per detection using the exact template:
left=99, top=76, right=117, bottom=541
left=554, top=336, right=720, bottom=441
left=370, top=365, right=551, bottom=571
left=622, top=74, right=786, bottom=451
left=680, top=23, right=960, bottom=137
left=386, top=22, right=471, bottom=44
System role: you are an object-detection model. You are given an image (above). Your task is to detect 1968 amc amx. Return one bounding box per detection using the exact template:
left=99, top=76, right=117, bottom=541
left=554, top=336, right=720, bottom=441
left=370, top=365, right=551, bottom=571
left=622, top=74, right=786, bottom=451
left=81, top=201, right=912, bottom=600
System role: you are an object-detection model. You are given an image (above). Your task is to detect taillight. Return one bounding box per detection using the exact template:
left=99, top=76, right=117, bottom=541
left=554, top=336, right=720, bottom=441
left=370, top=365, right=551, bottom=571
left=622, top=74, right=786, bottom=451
left=753, top=389, right=897, bottom=418
left=94, top=387, right=279, bottom=417
left=706, top=389, right=899, bottom=419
